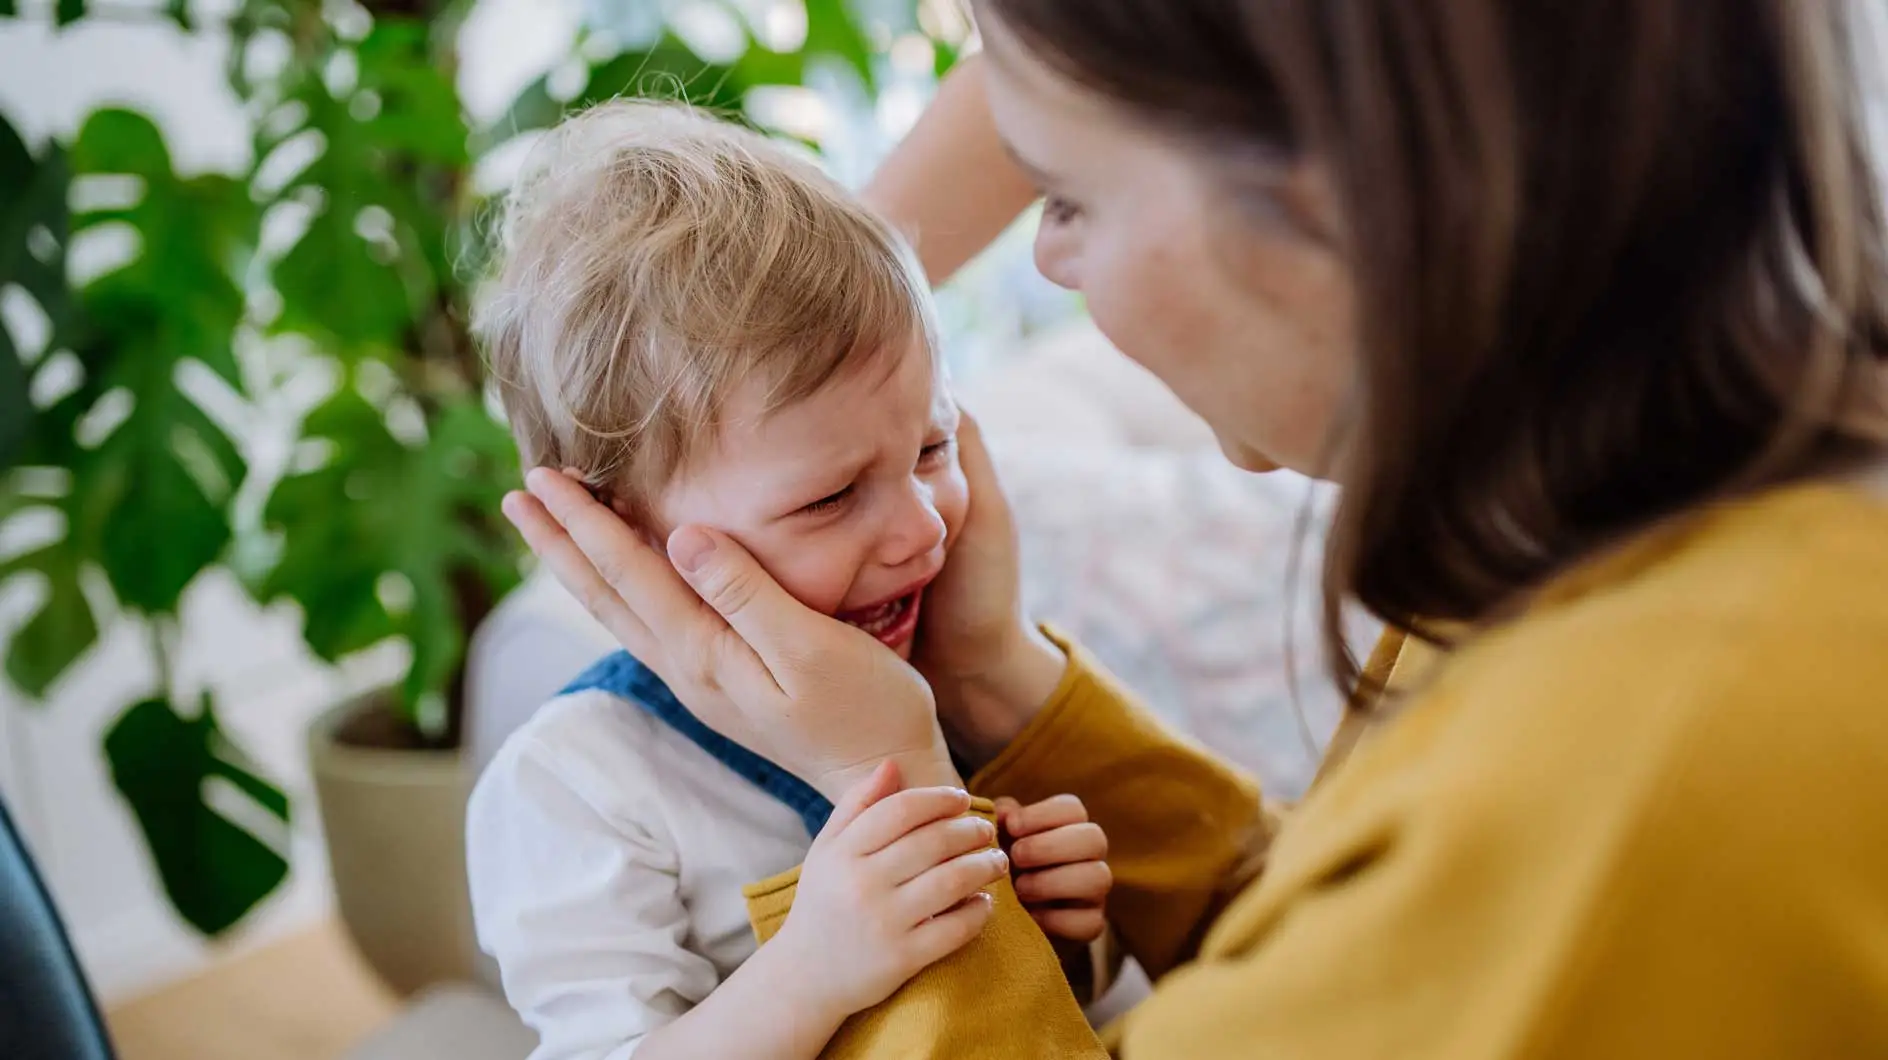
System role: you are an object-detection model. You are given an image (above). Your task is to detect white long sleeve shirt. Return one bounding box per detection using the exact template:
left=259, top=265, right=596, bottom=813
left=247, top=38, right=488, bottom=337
left=466, top=676, right=814, bottom=1060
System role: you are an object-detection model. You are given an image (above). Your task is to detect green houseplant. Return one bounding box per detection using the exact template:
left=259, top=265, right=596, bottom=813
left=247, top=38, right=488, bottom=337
left=0, top=0, right=963, bottom=971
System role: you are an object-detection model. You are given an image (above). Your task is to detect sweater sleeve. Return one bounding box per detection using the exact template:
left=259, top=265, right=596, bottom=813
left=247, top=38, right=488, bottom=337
left=743, top=800, right=1109, bottom=1059
left=968, top=628, right=1277, bottom=979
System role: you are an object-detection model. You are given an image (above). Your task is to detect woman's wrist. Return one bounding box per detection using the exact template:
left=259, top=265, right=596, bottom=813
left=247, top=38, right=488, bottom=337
left=814, top=750, right=965, bottom=804
left=937, top=623, right=1069, bottom=768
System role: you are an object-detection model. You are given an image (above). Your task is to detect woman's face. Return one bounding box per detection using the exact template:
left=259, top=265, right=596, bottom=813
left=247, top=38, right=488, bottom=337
left=980, top=17, right=1359, bottom=477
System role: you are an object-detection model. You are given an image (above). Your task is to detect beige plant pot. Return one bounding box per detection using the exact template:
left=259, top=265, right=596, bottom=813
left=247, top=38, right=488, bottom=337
left=308, top=695, right=477, bottom=996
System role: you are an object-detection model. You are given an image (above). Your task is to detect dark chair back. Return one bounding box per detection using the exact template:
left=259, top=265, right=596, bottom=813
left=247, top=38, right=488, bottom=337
left=0, top=796, right=116, bottom=1060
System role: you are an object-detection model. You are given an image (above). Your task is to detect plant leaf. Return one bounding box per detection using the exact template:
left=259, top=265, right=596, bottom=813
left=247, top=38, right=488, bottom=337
left=69, top=105, right=173, bottom=172
left=104, top=694, right=289, bottom=937
left=257, top=389, right=403, bottom=658
left=0, top=2, right=17, bottom=19
left=55, top=0, right=82, bottom=27
left=258, top=389, right=521, bottom=735
left=0, top=113, right=94, bottom=696
left=935, top=37, right=961, bottom=80
left=0, top=102, right=26, bottom=214
left=804, top=0, right=876, bottom=89
left=0, top=321, right=28, bottom=470
left=270, top=202, right=417, bottom=351
left=475, top=11, right=876, bottom=151
left=0, top=113, right=71, bottom=350
left=477, top=34, right=793, bottom=151
left=0, top=541, right=100, bottom=699
left=166, top=0, right=189, bottom=30
left=262, top=18, right=468, bottom=358
left=355, top=19, right=469, bottom=167
left=59, top=108, right=251, bottom=615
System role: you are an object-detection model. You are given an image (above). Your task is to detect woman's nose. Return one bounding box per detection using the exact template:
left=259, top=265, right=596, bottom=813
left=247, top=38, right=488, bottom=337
left=879, top=484, right=947, bottom=569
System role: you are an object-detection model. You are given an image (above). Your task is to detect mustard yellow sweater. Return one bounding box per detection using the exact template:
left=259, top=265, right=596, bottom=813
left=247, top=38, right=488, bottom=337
left=749, top=482, right=1888, bottom=1058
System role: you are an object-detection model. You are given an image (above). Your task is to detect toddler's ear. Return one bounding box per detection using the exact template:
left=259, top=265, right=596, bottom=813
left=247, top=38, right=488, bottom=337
left=561, top=465, right=641, bottom=526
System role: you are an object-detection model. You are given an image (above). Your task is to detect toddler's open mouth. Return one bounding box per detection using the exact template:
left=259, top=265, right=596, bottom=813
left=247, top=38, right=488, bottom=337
left=837, top=587, right=925, bottom=650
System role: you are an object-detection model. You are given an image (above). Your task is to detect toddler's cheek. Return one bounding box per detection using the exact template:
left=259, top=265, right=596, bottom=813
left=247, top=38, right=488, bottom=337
left=750, top=534, right=863, bottom=616
left=936, top=463, right=971, bottom=547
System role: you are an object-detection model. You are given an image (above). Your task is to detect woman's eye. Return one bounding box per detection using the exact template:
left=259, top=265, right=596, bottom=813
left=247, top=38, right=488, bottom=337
left=917, top=437, right=957, bottom=468
left=800, top=486, right=853, bottom=516
left=1043, top=195, right=1083, bottom=226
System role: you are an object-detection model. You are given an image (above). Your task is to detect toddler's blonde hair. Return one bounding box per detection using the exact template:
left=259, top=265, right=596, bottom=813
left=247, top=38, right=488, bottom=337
left=475, top=100, right=938, bottom=524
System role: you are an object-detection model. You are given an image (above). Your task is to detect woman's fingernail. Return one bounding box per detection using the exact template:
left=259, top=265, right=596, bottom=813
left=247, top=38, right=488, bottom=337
left=991, top=850, right=1010, bottom=873
left=668, top=527, right=715, bottom=573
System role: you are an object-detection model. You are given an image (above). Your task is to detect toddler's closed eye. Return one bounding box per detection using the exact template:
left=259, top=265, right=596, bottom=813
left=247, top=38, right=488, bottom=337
left=801, top=485, right=854, bottom=516
left=917, top=438, right=956, bottom=469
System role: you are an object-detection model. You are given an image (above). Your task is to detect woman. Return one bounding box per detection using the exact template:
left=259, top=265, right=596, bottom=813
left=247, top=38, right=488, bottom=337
left=503, top=0, right=1888, bottom=1055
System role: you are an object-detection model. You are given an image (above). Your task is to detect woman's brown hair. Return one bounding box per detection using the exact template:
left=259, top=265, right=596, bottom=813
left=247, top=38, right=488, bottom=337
left=982, top=0, right=1888, bottom=694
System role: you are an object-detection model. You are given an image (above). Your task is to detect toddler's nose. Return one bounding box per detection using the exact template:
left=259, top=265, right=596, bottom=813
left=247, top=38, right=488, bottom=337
left=880, top=484, right=947, bottom=569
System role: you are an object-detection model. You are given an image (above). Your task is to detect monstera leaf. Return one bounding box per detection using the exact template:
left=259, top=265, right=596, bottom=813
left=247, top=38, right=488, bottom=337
left=0, top=111, right=63, bottom=473
left=105, top=694, right=290, bottom=936
left=0, top=328, right=26, bottom=469
left=0, top=539, right=97, bottom=700
left=16, top=0, right=190, bottom=28
left=805, top=0, right=876, bottom=86
left=0, top=117, right=72, bottom=687
left=486, top=32, right=766, bottom=147
left=482, top=11, right=870, bottom=153
left=56, top=109, right=250, bottom=615
left=2, top=105, right=284, bottom=937
left=260, top=388, right=520, bottom=735
left=0, top=111, right=86, bottom=695
left=262, top=17, right=467, bottom=358
left=245, top=14, right=521, bottom=739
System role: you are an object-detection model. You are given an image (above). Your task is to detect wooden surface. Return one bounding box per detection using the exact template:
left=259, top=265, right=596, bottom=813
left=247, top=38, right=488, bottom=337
left=105, top=921, right=401, bottom=1060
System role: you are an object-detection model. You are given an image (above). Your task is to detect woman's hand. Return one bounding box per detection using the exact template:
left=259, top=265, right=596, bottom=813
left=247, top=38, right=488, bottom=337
left=501, top=468, right=957, bottom=800
left=913, top=411, right=1071, bottom=765
left=771, top=762, right=1008, bottom=1022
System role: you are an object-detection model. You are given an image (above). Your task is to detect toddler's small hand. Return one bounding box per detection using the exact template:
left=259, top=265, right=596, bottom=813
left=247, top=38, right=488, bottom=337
left=773, top=761, right=1009, bottom=1023
left=996, top=795, right=1111, bottom=943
